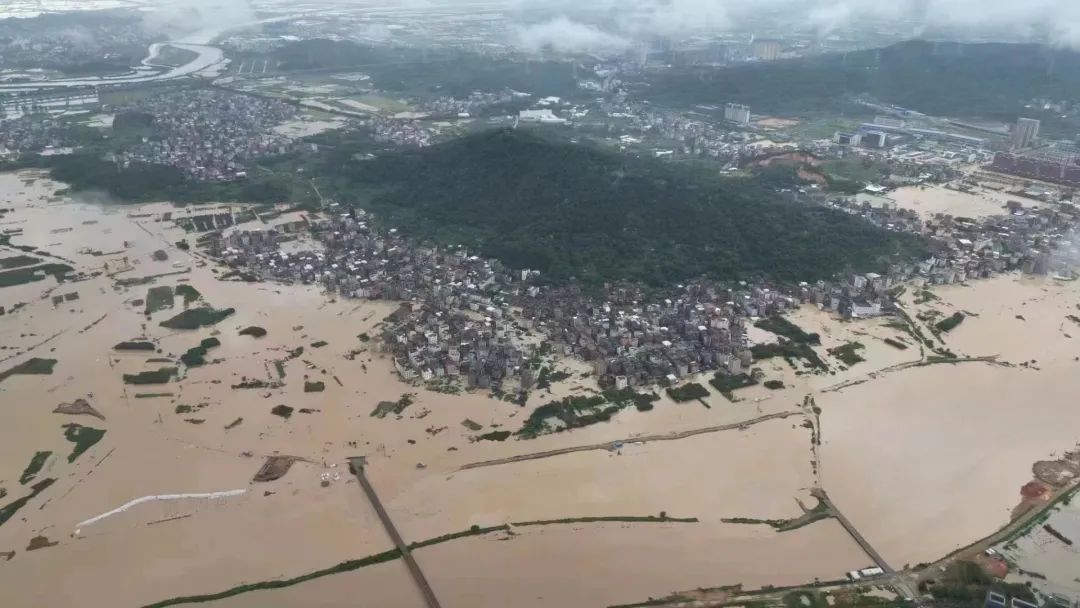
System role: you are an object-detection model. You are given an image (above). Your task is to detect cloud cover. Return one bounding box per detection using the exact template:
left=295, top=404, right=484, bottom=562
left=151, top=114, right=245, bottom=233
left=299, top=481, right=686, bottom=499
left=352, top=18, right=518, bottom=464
left=140, top=0, right=256, bottom=38
left=512, top=0, right=1080, bottom=50
left=514, top=16, right=631, bottom=53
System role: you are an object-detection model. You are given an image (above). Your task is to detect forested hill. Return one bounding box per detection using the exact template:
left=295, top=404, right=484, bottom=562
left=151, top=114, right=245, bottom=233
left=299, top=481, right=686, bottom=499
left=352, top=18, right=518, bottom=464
left=266, top=39, right=579, bottom=99
left=644, top=40, right=1080, bottom=130
left=347, top=129, right=926, bottom=286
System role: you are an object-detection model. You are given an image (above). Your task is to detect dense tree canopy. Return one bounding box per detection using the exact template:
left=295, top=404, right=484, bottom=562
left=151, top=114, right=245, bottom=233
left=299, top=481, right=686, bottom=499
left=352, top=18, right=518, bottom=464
left=347, top=129, right=927, bottom=285
left=268, top=39, right=580, bottom=99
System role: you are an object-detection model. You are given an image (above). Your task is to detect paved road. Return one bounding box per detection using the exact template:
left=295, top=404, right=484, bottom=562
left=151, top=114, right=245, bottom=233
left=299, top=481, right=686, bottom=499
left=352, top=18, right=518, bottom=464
left=458, top=410, right=800, bottom=471
left=349, top=458, right=443, bottom=608
left=814, top=489, right=921, bottom=601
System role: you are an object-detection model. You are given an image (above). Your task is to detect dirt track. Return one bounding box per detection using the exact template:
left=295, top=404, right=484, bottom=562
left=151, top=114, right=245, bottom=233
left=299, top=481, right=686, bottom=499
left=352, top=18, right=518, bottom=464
left=458, top=410, right=801, bottom=471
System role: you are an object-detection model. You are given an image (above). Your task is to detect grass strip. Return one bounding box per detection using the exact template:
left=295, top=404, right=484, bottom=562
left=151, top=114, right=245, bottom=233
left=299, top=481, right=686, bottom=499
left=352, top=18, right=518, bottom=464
left=143, top=524, right=511, bottom=607
left=0, top=358, right=56, bottom=384
left=512, top=515, right=698, bottom=526
left=19, top=451, right=52, bottom=484
left=141, top=515, right=683, bottom=607
left=0, top=478, right=55, bottom=527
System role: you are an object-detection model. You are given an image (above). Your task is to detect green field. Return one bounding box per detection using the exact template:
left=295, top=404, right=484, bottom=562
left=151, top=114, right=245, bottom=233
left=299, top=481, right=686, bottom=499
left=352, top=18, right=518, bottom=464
left=786, top=117, right=864, bottom=140
left=820, top=158, right=892, bottom=183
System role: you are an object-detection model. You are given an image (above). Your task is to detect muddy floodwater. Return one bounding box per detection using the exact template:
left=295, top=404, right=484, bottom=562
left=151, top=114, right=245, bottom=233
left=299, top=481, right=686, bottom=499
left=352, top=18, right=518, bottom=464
left=1000, top=501, right=1080, bottom=599
left=1, top=170, right=1077, bottom=607
left=889, top=184, right=1039, bottom=220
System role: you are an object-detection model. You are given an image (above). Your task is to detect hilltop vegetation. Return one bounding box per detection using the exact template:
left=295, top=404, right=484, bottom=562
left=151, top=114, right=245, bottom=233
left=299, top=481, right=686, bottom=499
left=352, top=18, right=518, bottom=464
left=645, top=40, right=1080, bottom=134
left=25, top=153, right=308, bottom=205
left=267, top=39, right=579, bottom=99
left=346, top=129, right=926, bottom=285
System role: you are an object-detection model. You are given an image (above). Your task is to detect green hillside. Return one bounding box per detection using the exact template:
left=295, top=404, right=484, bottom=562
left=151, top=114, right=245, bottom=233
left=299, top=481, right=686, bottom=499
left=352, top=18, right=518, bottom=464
left=347, top=129, right=926, bottom=285
left=645, top=40, right=1080, bottom=133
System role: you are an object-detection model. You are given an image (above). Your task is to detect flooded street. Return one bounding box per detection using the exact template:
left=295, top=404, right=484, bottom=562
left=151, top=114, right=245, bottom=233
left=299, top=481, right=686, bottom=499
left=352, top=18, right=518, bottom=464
left=889, top=184, right=1043, bottom=220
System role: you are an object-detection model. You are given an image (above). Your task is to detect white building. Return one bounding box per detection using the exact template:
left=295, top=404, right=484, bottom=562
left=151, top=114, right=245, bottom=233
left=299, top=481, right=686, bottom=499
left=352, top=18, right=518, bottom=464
left=1011, top=117, right=1040, bottom=150
left=724, top=103, right=751, bottom=127
left=519, top=109, right=566, bottom=124
left=849, top=302, right=883, bottom=318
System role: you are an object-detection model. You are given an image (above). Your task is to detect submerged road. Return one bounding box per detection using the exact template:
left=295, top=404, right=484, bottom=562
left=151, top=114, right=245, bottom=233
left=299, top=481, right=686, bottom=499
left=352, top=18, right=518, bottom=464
left=348, top=458, right=443, bottom=608
left=458, top=410, right=800, bottom=471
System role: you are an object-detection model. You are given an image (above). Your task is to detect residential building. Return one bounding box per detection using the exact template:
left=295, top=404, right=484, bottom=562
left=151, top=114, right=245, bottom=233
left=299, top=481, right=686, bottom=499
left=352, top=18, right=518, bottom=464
left=1012, top=118, right=1040, bottom=150
left=723, top=103, right=751, bottom=127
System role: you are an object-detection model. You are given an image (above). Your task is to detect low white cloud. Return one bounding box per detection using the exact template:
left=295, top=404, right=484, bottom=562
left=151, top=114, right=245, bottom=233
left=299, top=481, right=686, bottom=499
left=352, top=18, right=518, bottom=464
left=509, top=0, right=1080, bottom=49
left=515, top=17, right=630, bottom=54
left=140, top=0, right=256, bottom=38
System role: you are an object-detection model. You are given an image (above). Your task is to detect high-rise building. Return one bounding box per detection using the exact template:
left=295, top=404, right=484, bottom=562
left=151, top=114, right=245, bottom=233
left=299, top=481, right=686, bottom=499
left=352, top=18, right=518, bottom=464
left=627, top=42, right=649, bottom=67
left=724, top=103, right=751, bottom=126
left=1011, top=118, right=1040, bottom=150
left=860, top=131, right=887, bottom=148
left=834, top=131, right=860, bottom=146
left=751, top=39, right=781, bottom=61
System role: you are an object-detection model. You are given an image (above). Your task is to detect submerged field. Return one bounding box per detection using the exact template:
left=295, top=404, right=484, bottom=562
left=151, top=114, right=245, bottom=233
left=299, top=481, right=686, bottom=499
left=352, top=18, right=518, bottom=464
left=0, top=170, right=1077, bottom=607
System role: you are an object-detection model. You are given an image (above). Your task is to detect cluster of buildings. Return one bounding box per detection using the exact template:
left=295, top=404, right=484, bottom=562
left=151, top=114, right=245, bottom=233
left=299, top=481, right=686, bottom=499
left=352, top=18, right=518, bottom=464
left=0, top=113, right=81, bottom=156
left=520, top=283, right=764, bottom=387
left=420, top=89, right=528, bottom=118
left=601, top=103, right=765, bottom=162
left=988, top=119, right=1080, bottom=188
left=370, top=116, right=433, bottom=147
left=831, top=191, right=1078, bottom=286
left=990, top=148, right=1080, bottom=189
left=210, top=208, right=540, bottom=392
left=984, top=117, right=1080, bottom=188
left=835, top=115, right=989, bottom=153
left=110, top=90, right=298, bottom=181
left=200, top=161, right=1080, bottom=392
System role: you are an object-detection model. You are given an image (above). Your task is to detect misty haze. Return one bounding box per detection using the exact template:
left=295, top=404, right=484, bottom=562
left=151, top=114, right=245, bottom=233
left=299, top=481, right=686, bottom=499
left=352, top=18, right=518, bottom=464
left=1, top=1, right=1080, bottom=608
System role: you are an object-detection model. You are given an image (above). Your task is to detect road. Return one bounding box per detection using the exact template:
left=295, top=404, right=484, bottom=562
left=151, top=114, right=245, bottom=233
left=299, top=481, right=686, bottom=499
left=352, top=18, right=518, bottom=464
left=814, top=488, right=921, bottom=601
left=348, top=458, right=443, bottom=608
left=458, top=410, right=799, bottom=471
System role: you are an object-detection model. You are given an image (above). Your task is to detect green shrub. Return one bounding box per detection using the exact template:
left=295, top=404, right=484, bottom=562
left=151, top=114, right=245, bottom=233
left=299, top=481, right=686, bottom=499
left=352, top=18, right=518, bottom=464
left=160, top=307, right=235, bottom=330
left=0, top=358, right=57, bottom=384
left=754, top=316, right=821, bottom=344
left=0, top=263, right=72, bottom=288
left=144, top=286, right=174, bottom=315
left=114, top=341, right=155, bottom=351
left=883, top=337, right=909, bottom=350
left=19, top=451, right=51, bottom=485
left=475, top=430, right=511, bottom=442
left=826, top=342, right=865, bottom=366
left=935, top=312, right=965, bottom=333
left=665, top=382, right=710, bottom=402
left=239, top=326, right=267, bottom=338
left=62, top=424, right=106, bottom=462
left=122, top=367, right=176, bottom=385
left=175, top=284, right=201, bottom=305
